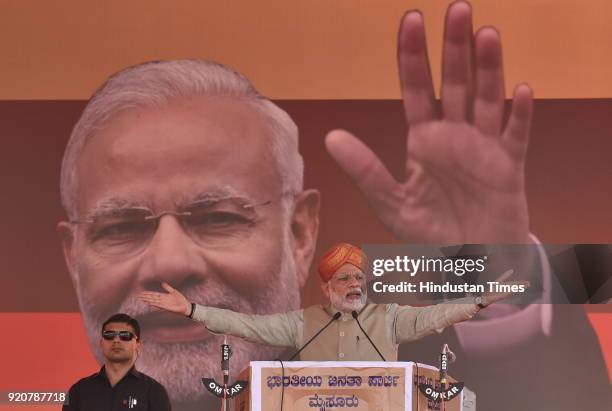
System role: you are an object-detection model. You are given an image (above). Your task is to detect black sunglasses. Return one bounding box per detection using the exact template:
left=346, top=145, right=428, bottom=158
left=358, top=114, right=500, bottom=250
left=102, top=330, right=137, bottom=341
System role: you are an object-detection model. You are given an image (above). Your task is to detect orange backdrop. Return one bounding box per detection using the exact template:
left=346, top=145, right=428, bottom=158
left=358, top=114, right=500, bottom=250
left=0, top=2, right=610, bottom=407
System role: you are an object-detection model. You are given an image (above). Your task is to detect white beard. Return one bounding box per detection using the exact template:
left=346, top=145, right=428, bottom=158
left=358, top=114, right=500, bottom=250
left=329, top=287, right=367, bottom=313
left=76, top=232, right=300, bottom=408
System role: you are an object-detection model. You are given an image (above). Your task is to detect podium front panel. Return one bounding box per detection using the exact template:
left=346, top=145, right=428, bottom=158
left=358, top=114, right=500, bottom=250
left=235, top=361, right=463, bottom=411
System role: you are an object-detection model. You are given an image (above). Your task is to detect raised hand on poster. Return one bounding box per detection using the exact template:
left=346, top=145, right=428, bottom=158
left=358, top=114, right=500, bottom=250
left=325, top=1, right=534, bottom=245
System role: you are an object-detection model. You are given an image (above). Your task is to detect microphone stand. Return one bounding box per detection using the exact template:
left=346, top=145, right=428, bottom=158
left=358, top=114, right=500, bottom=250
left=288, top=312, right=341, bottom=360
left=202, top=338, right=247, bottom=411
left=439, top=344, right=454, bottom=411
left=351, top=311, right=386, bottom=361
left=222, top=336, right=231, bottom=411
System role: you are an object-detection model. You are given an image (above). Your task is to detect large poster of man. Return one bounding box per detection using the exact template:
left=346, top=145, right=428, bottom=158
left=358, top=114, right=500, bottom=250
left=0, top=1, right=610, bottom=410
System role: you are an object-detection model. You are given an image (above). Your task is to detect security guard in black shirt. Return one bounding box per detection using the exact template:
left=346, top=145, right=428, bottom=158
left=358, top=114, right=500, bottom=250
left=63, top=313, right=171, bottom=410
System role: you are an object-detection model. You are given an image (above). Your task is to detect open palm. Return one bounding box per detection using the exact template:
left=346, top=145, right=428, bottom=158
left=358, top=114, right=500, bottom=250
left=326, top=2, right=533, bottom=244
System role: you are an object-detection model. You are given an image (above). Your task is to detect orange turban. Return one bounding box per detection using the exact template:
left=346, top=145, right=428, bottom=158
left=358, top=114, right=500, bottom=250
left=318, top=243, right=366, bottom=282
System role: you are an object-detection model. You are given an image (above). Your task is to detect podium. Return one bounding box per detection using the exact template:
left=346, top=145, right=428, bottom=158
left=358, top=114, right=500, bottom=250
left=233, top=361, right=473, bottom=411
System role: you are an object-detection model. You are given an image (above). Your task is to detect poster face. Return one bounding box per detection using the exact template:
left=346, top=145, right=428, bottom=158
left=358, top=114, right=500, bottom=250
left=0, top=1, right=610, bottom=411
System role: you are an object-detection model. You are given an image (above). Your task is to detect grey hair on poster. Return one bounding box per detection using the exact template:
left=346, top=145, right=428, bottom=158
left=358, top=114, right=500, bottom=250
left=60, top=59, right=303, bottom=219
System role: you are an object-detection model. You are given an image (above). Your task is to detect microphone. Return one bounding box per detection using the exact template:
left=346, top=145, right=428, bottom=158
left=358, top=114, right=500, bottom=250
left=439, top=343, right=455, bottom=387
left=351, top=311, right=386, bottom=361
left=443, top=343, right=456, bottom=363
left=221, top=336, right=233, bottom=411
left=288, top=312, right=341, bottom=361
left=221, top=337, right=231, bottom=384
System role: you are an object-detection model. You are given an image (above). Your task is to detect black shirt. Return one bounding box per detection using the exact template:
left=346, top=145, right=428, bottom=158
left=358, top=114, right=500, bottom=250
left=63, top=366, right=171, bottom=411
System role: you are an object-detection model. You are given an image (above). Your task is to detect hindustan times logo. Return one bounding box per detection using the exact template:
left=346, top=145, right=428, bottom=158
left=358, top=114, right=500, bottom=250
left=371, top=255, right=487, bottom=277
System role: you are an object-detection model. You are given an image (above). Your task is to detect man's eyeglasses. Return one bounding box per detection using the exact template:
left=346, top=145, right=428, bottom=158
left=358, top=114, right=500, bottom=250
left=102, top=330, right=137, bottom=341
left=70, top=197, right=274, bottom=258
left=333, top=273, right=366, bottom=283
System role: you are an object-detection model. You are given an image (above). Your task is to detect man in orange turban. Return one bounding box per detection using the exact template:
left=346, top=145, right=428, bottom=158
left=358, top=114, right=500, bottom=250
left=318, top=243, right=366, bottom=282
left=317, top=243, right=368, bottom=313
left=140, top=242, right=522, bottom=362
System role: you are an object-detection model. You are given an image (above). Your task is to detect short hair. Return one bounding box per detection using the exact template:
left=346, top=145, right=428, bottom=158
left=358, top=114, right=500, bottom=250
left=102, top=313, right=141, bottom=339
left=60, top=59, right=303, bottom=219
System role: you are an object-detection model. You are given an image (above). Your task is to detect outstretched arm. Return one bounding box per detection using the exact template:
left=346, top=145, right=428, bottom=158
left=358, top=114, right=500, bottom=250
left=394, top=299, right=479, bottom=344
left=394, top=277, right=529, bottom=344
left=139, top=282, right=301, bottom=348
